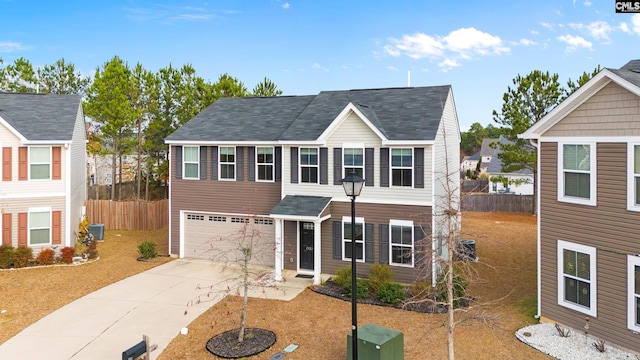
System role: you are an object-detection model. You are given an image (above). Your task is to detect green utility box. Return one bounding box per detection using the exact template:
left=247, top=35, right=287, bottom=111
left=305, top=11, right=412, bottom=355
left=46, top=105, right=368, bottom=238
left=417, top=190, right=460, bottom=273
left=347, top=323, right=404, bottom=360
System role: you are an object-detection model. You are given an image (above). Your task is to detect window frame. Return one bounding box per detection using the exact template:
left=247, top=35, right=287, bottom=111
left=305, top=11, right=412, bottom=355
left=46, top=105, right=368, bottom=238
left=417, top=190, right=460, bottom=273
left=256, top=146, right=274, bottom=182
left=389, top=219, right=414, bottom=268
left=557, top=240, right=597, bottom=317
left=29, top=146, right=51, bottom=180
left=342, top=216, right=365, bottom=263
left=343, top=144, right=364, bottom=179
left=182, top=145, right=199, bottom=180
left=299, top=147, right=319, bottom=184
left=557, top=142, right=596, bottom=206
left=627, top=143, right=640, bottom=211
left=390, top=147, right=413, bottom=188
left=28, top=207, right=51, bottom=246
left=628, top=255, right=640, bottom=332
left=219, top=146, right=236, bottom=181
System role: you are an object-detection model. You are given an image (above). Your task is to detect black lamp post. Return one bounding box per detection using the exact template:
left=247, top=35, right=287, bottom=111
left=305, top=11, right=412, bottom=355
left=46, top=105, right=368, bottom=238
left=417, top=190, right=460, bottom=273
left=341, top=171, right=365, bottom=360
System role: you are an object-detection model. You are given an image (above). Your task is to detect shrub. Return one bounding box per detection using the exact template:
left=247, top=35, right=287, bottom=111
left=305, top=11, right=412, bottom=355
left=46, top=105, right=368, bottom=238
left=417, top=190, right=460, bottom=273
left=137, top=240, right=158, bottom=259
left=376, top=282, right=406, bottom=304
left=37, top=248, right=55, bottom=265
left=0, top=245, right=15, bottom=269
left=333, top=265, right=352, bottom=289
left=84, top=236, right=99, bottom=259
left=78, top=215, right=90, bottom=239
left=408, top=280, right=431, bottom=299
left=14, top=246, right=33, bottom=268
left=434, top=265, right=468, bottom=307
left=60, top=247, right=75, bottom=264
left=368, top=263, right=393, bottom=294
left=345, top=278, right=370, bottom=299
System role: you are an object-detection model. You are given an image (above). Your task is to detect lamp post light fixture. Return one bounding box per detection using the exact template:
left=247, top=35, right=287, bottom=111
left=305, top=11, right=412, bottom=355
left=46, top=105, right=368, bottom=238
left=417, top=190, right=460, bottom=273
left=341, top=171, right=365, bottom=360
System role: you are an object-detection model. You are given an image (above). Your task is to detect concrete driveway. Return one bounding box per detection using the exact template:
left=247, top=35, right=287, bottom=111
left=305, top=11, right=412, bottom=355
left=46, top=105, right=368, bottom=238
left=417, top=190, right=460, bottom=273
left=0, top=259, right=309, bottom=360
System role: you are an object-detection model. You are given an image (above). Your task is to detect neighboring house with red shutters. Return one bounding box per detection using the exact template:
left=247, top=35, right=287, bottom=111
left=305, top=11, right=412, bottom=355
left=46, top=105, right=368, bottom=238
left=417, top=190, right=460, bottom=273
left=0, top=93, right=87, bottom=253
left=165, top=86, right=461, bottom=285
left=520, top=59, right=640, bottom=354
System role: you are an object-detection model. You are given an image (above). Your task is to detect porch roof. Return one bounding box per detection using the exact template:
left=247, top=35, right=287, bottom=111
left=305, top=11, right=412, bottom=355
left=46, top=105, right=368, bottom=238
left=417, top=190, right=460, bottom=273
left=270, top=195, right=332, bottom=218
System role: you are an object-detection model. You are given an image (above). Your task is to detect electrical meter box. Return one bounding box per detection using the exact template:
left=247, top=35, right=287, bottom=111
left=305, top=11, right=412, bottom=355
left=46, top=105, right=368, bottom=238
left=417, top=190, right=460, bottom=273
left=346, top=323, right=404, bottom=360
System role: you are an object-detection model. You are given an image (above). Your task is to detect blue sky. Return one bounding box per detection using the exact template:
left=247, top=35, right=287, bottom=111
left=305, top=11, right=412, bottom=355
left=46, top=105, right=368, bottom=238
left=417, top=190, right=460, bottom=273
left=1, top=1, right=639, bottom=130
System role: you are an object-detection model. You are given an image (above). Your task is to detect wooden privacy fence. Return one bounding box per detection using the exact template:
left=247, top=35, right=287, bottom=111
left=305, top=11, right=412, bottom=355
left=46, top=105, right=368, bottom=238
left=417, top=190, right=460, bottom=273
left=84, top=199, right=168, bottom=230
left=461, top=194, right=534, bottom=213
left=461, top=180, right=489, bottom=193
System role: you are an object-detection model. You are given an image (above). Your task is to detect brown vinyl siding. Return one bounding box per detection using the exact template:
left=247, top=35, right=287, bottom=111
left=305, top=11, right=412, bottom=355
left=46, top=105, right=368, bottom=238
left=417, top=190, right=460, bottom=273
left=321, top=202, right=431, bottom=284
left=539, top=141, right=640, bottom=352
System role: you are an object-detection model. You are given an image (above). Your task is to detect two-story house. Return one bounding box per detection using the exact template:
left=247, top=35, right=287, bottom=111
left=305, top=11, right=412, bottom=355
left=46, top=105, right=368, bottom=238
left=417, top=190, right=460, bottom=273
left=165, top=86, right=460, bottom=285
left=0, top=93, right=87, bottom=253
left=520, top=59, right=640, bottom=354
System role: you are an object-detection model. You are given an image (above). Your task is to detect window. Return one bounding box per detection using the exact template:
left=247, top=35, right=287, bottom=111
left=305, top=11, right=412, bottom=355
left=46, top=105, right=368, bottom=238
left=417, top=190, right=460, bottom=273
left=257, top=147, right=274, bottom=181
left=183, top=146, right=199, bottom=179
left=628, top=255, right=640, bottom=332
left=559, top=143, right=595, bottom=205
left=391, top=148, right=412, bottom=187
left=390, top=220, right=414, bottom=267
left=343, top=147, right=364, bottom=178
left=29, top=209, right=51, bottom=245
left=219, top=147, right=235, bottom=180
left=627, top=144, right=640, bottom=211
left=29, top=147, right=50, bottom=180
left=300, top=148, right=318, bottom=183
left=342, top=216, right=364, bottom=262
left=557, top=240, right=596, bottom=316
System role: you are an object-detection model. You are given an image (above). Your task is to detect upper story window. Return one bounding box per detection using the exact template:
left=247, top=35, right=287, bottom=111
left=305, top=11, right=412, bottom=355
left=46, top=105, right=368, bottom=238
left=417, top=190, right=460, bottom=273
left=342, top=216, right=364, bottom=262
left=343, top=147, right=364, bottom=178
left=558, top=143, right=596, bottom=206
left=557, top=240, right=597, bottom=316
left=628, top=255, right=640, bottom=332
left=29, top=208, right=51, bottom=245
left=257, top=147, right=274, bottom=181
left=183, top=146, right=199, bottom=179
left=300, top=147, right=318, bottom=183
left=29, top=146, right=51, bottom=180
left=390, top=220, right=414, bottom=267
left=391, top=148, right=412, bottom=187
left=627, top=144, right=640, bottom=211
left=219, top=146, right=235, bottom=180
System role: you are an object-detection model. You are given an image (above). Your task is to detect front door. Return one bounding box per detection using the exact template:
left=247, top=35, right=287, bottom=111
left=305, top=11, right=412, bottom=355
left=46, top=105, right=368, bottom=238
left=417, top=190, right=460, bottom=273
left=299, top=222, right=314, bottom=270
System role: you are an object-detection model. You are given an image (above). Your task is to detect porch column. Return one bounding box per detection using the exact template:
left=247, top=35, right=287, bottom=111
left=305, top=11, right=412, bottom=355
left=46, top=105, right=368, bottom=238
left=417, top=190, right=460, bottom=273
left=313, top=219, right=322, bottom=285
left=274, top=218, right=283, bottom=281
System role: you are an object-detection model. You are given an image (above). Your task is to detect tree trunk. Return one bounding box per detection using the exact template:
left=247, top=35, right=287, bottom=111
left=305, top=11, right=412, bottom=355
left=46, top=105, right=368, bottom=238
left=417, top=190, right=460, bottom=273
left=118, top=152, right=123, bottom=201
left=238, top=252, right=249, bottom=343
left=136, top=119, right=142, bottom=199
left=110, top=144, right=117, bottom=201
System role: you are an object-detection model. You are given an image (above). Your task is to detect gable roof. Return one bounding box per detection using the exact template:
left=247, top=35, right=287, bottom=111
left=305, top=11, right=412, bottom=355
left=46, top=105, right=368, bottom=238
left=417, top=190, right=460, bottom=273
left=0, top=93, right=81, bottom=142
left=486, top=136, right=533, bottom=175
left=520, top=59, right=640, bottom=139
left=480, top=138, right=498, bottom=157
left=166, top=86, right=453, bottom=143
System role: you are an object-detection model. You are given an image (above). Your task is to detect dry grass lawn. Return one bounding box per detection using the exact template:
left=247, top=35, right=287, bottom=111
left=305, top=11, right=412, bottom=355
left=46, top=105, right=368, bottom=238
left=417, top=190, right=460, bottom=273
left=0, top=227, right=172, bottom=345
left=159, top=212, right=550, bottom=360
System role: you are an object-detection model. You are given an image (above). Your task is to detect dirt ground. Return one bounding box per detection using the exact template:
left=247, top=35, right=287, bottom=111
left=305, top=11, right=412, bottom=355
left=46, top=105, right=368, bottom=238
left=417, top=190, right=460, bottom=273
left=0, top=227, right=171, bottom=345
left=159, top=212, right=550, bottom=360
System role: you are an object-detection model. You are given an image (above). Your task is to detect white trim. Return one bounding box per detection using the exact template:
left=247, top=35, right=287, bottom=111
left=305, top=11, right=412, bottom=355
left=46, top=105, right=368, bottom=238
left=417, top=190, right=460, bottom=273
left=342, top=145, right=364, bottom=180
left=317, top=102, right=388, bottom=142
left=168, top=146, right=173, bottom=255
left=218, top=146, right=236, bottom=181
left=389, top=219, right=414, bottom=268
left=557, top=240, right=597, bottom=317
left=0, top=116, right=28, bottom=142
left=390, top=147, right=414, bottom=188
left=256, top=146, right=275, bottom=182
left=28, top=207, right=52, bottom=246
left=0, top=192, right=67, bottom=199
left=538, top=136, right=640, bottom=143
left=341, top=215, right=365, bottom=263
left=28, top=146, right=52, bottom=180
left=627, top=255, right=640, bottom=332
left=557, top=142, right=597, bottom=206
left=166, top=140, right=282, bottom=146
left=65, top=144, right=71, bottom=247
left=299, top=147, right=319, bottom=184
left=535, top=139, right=542, bottom=319
left=627, top=143, right=640, bottom=212
left=329, top=197, right=433, bottom=207
left=182, top=145, right=199, bottom=180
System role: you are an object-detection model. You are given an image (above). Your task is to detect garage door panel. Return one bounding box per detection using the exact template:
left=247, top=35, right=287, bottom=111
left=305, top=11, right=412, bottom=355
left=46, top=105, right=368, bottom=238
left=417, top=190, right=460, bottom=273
left=184, top=213, right=275, bottom=266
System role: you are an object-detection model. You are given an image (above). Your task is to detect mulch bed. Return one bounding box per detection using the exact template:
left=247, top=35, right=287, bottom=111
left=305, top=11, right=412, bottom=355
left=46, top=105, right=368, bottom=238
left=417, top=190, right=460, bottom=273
left=206, top=328, right=276, bottom=359
left=310, top=279, right=461, bottom=314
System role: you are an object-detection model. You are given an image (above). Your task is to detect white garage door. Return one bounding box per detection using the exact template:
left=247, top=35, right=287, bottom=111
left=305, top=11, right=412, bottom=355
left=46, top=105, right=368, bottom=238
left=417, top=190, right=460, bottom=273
left=183, top=212, right=275, bottom=266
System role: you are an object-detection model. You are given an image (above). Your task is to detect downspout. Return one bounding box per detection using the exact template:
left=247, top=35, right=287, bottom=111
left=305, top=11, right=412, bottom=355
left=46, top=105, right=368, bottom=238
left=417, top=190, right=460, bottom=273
left=168, top=146, right=172, bottom=256
left=530, top=138, right=541, bottom=320
left=65, top=142, right=71, bottom=247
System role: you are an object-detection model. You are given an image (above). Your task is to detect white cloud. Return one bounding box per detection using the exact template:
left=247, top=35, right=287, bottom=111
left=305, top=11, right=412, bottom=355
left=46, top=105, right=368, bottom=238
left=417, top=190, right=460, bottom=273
left=386, top=65, right=398, bottom=71
left=311, top=63, right=329, bottom=72
left=619, top=22, right=631, bottom=33
left=513, top=38, right=537, bottom=46
left=383, top=27, right=508, bottom=70
left=557, top=34, right=592, bottom=51
left=0, top=41, right=25, bottom=52
left=540, top=22, right=553, bottom=30
left=281, top=2, right=290, bottom=9
left=633, top=14, right=640, bottom=34
left=583, top=0, right=591, bottom=6
left=569, top=21, right=613, bottom=40
left=530, top=30, right=539, bottom=35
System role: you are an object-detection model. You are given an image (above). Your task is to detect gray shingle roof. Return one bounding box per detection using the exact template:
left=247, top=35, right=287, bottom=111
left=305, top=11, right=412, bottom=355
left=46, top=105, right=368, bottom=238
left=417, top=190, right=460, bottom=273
left=487, top=136, right=533, bottom=175
left=270, top=195, right=332, bottom=217
left=480, top=138, right=498, bottom=157
left=166, top=86, right=452, bottom=142
left=0, top=93, right=81, bottom=141
left=608, top=59, right=640, bottom=88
